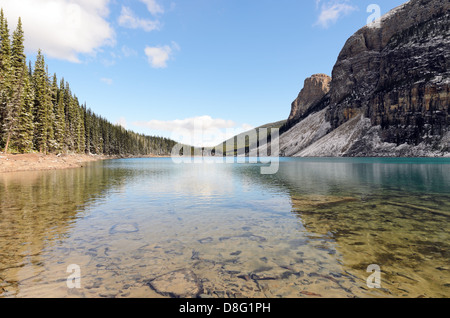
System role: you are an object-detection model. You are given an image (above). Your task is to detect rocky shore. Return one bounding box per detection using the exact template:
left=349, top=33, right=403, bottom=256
left=0, top=153, right=183, bottom=173
left=0, top=153, right=112, bottom=173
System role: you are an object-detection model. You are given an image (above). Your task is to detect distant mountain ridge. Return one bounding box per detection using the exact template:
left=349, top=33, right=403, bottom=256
left=278, top=0, right=449, bottom=157
left=215, top=120, right=286, bottom=156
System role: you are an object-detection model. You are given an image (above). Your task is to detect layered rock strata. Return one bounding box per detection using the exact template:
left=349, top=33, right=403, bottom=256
left=280, top=0, right=449, bottom=157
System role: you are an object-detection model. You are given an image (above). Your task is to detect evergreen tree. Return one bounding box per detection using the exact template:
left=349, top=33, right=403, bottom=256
left=82, top=103, right=90, bottom=153
left=33, top=49, right=53, bottom=153
left=63, top=81, right=77, bottom=151
left=5, top=17, right=30, bottom=153
left=72, top=95, right=84, bottom=153
left=0, top=7, right=178, bottom=157
left=54, top=78, right=66, bottom=152
left=0, top=10, right=12, bottom=151
left=0, top=10, right=4, bottom=148
left=78, top=104, right=86, bottom=153
left=16, top=65, right=34, bottom=153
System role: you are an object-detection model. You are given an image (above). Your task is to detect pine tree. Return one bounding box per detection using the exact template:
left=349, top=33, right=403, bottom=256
left=54, top=77, right=66, bottom=152
left=46, top=91, right=56, bottom=152
left=60, top=78, right=70, bottom=151
left=16, top=64, right=34, bottom=153
left=51, top=73, right=64, bottom=152
left=72, top=95, right=84, bottom=153
left=51, top=73, right=57, bottom=107
left=0, top=11, right=12, bottom=152
left=33, top=49, right=53, bottom=153
left=78, top=104, right=86, bottom=153
left=82, top=103, right=90, bottom=154
left=0, top=9, right=4, bottom=148
left=6, top=17, right=29, bottom=153
left=0, top=8, right=178, bottom=157
left=62, top=81, right=77, bottom=151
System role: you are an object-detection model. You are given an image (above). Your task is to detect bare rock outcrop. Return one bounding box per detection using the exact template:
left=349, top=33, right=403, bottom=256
left=327, top=0, right=449, bottom=147
left=287, top=74, right=331, bottom=125
left=280, top=0, right=449, bottom=157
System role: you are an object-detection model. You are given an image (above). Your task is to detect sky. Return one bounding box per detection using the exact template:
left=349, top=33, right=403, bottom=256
left=0, top=0, right=407, bottom=146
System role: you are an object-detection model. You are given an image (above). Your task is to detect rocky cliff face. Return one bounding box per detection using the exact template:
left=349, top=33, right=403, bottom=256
left=287, top=74, right=331, bottom=124
left=280, top=0, right=449, bottom=157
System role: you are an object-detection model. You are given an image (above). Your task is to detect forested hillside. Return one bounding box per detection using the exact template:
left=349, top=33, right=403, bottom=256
left=0, top=9, right=176, bottom=156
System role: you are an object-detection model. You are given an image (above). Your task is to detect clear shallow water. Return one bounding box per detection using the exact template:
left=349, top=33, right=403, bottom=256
left=0, top=158, right=449, bottom=298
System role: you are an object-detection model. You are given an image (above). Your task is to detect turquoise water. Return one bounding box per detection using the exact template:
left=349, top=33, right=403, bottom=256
left=0, top=157, right=449, bottom=298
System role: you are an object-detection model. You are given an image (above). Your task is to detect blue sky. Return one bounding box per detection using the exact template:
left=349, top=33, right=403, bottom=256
left=1, top=0, right=407, bottom=146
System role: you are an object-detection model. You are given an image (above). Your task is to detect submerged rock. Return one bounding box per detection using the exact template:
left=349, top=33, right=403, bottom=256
left=219, top=232, right=267, bottom=243
left=198, top=237, right=213, bottom=244
left=300, top=290, right=322, bottom=297
left=109, top=223, right=139, bottom=235
left=291, top=195, right=357, bottom=211
left=148, top=269, right=203, bottom=298
left=191, top=250, right=200, bottom=260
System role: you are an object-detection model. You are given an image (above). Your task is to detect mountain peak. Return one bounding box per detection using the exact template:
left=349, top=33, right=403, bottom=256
left=287, top=73, right=331, bottom=124
left=280, top=0, right=449, bottom=157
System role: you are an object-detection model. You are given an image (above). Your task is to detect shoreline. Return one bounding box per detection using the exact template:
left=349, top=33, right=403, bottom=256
left=2, top=153, right=448, bottom=174
left=0, top=153, right=109, bottom=173
left=0, top=153, right=170, bottom=173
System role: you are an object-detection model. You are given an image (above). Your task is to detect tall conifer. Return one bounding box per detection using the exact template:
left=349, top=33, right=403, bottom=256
left=5, top=17, right=29, bottom=153
left=33, top=49, right=51, bottom=153
left=0, top=11, right=12, bottom=151
left=16, top=64, right=34, bottom=153
left=0, top=7, right=177, bottom=156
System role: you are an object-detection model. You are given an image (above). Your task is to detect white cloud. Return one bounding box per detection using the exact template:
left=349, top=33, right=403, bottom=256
left=100, top=77, right=113, bottom=85
left=138, top=116, right=236, bottom=131
left=315, top=0, right=357, bottom=28
left=139, top=0, right=164, bottom=15
left=145, top=46, right=171, bottom=68
left=144, top=42, right=179, bottom=68
left=0, top=0, right=115, bottom=62
left=134, top=116, right=254, bottom=147
left=121, top=45, right=138, bottom=58
left=118, top=6, right=160, bottom=32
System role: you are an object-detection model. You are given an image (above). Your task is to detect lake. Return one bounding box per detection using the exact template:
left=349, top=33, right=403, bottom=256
left=0, top=157, right=449, bottom=298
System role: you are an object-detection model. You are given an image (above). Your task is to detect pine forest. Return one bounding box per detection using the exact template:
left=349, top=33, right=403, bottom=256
left=0, top=9, right=177, bottom=156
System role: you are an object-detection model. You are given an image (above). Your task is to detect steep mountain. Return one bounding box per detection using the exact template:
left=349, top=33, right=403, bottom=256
left=279, top=0, right=449, bottom=157
left=287, top=74, right=331, bottom=125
